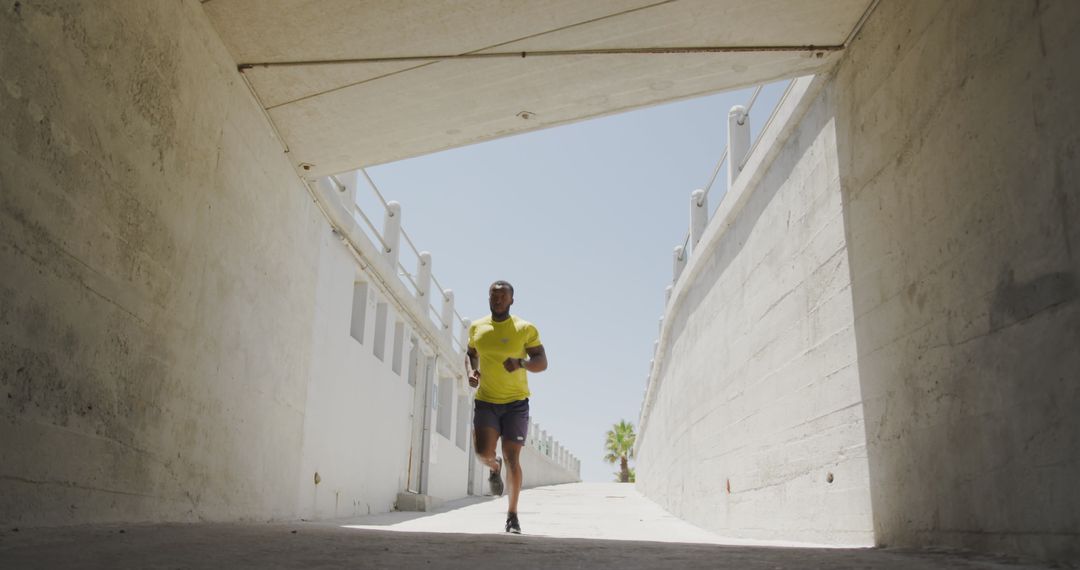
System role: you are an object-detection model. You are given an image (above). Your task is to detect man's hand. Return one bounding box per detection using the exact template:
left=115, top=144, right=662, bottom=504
left=468, top=369, right=481, bottom=388
left=502, top=357, right=523, bottom=372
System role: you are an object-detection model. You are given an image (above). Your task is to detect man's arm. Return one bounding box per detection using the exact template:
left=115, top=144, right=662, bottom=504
left=504, top=345, right=547, bottom=373
left=466, top=347, right=481, bottom=387
left=524, top=345, right=547, bottom=372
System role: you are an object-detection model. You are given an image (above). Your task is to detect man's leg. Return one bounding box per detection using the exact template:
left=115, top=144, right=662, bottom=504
left=473, top=426, right=501, bottom=473
left=501, top=440, right=524, bottom=513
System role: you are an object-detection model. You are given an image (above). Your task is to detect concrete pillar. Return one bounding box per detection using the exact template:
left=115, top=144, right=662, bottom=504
left=673, top=245, right=686, bottom=282
left=383, top=201, right=402, bottom=268
left=690, top=188, right=708, bottom=249
left=440, top=290, right=454, bottom=338
left=416, top=251, right=432, bottom=300
left=728, top=104, right=751, bottom=189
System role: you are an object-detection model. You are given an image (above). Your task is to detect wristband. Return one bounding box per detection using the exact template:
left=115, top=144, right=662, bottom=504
left=518, top=358, right=526, bottom=369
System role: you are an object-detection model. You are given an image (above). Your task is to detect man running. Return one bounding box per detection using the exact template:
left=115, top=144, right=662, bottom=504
left=466, top=280, right=548, bottom=534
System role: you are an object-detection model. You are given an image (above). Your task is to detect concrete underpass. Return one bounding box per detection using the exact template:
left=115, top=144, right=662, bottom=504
left=2, top=0, right=1078, bottom=568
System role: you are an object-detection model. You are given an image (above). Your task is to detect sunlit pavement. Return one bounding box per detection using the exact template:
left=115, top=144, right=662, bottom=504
left=341, top=482, right=835, bottom=547
left=0, top=483, right=1061, bottom=569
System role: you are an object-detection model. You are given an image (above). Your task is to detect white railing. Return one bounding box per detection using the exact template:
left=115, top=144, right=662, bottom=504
left=329, top=169, right=471, bottom=355
left=647, top=79, right=799, bottom=419
left=527, top=420, right=581, bottom=477
left=328, top=170, right=580, bottom=477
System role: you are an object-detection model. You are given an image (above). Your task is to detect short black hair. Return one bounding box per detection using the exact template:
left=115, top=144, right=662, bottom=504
left=490, top=280, right=514, bottom=296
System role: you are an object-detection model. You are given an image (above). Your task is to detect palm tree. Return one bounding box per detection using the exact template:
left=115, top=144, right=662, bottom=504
left=603, top=420, right=636, bottom=483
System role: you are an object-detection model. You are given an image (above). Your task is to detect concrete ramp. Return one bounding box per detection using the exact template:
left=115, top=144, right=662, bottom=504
left=0, top=483, right=1057, bottom=569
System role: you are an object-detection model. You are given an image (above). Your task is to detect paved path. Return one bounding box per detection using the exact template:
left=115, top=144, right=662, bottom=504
left=340, top=482, right=841, bottom=547
left=0, top=483, right=1063, bottom=569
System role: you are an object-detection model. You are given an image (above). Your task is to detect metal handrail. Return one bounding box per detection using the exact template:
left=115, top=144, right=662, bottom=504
left=360, top=168, right=390, bottom=209
left=355, top=208, right=391, bottom=253
left=329, top=174, right=393, bottom=253
left=430, top=274, right=447, bottom=298
left=401, top=229, right=422, bottom=258
left=398, top=262, right=421, bottom=293
left=676, top=82, right=780, bottom=262
left=737, top=79, right=796, bottom=172
left=338, top=168, right=470, bottom=354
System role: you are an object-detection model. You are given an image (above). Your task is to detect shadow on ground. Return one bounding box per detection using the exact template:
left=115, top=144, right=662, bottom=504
left=0, top=522, right=1060, bottom=570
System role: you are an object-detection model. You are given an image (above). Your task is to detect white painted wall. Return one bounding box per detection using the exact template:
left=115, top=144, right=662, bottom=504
left=297, top=228, right=416, bottom=519
left=638, top=76, right=874, bottom=546
left=519, top=444, right=580, bottom=489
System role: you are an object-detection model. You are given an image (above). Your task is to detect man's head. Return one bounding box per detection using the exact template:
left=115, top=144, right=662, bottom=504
left=489, top=280, right=514, bottom=317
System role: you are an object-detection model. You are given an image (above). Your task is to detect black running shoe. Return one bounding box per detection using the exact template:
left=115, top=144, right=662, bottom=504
left=488, top=458, right=504, bottom=496
left=505, top=513, right=521, bottom=534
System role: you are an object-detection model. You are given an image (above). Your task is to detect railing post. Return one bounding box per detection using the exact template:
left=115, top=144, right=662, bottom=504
left=728, top=104, right=751, bottom=189
left=416, top=251, right=432, bottom=300
left=673, top=245, right=686, bottom=282
left=459, top=318, right=471, bottom=353
left=383, top=201, right=402, bottom=268
left=341, top=171, right=360, bottom=211
left=690, top=188, right=707, bottom=249
left=441, top=289, right=455, bottom=339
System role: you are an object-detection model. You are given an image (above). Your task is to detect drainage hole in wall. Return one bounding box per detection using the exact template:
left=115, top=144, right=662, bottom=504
left=826, top=472, right=834, bottom=484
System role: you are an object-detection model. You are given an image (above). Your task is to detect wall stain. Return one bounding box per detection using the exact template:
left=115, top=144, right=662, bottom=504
left=990, top=268, right=1077, bottom=330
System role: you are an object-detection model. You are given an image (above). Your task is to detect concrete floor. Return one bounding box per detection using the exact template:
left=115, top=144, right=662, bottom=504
left=0, top=483, right=1064, bottom=569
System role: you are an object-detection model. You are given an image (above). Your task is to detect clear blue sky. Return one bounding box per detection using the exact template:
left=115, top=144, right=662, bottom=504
left=366, top=81, right=788, bottom=482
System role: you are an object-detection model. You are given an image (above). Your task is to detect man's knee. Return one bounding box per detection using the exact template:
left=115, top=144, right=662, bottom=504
left=503, top=450, right=522, bottom=468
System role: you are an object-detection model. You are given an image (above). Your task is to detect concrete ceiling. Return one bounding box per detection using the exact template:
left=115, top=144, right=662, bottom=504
left=202, top=0, right=873, bottom=176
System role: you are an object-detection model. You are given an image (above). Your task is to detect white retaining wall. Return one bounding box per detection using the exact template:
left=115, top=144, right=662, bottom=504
left=637, top=76, right=874, bottom=546
left=639, top=1, right=1080, bottom=563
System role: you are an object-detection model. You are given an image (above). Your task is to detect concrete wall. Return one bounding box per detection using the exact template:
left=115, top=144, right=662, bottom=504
left=0, top=0, right=500, bottom=526
left=637, top=77, right=874, bottom=546
left=833, top=0, right=1080, bottom=562
left=0, top=0, right=321, bottom=524
left=640, top=0, right=1079, bottom=563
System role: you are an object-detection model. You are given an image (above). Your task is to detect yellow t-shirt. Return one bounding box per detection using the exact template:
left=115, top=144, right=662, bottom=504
left=469, top=315, right=542, bottom=404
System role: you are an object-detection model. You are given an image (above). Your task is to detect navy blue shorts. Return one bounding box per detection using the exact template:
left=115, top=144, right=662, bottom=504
left=474, top=398, right=530, bottom=445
